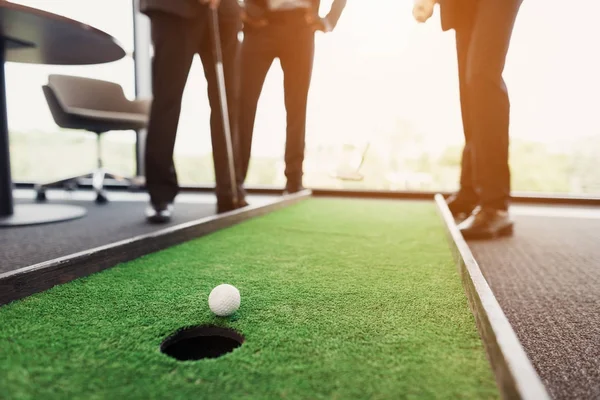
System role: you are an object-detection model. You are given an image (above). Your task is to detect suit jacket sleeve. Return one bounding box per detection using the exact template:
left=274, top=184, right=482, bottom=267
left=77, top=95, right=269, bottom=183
left=138, top=0, right=198, bottom=19
left=139, top=0, right=241, bottom=19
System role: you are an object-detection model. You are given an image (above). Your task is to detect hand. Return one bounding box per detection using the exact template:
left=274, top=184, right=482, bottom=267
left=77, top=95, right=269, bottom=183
left=305, top=13, right=331, bottom=33
left=198, top=0, right=221, bottom=10
left=412, top=0, right=435, bottom=23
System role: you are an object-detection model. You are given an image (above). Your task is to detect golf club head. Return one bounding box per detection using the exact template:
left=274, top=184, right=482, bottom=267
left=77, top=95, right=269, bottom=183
left=331, top=169, right=365, bottom=182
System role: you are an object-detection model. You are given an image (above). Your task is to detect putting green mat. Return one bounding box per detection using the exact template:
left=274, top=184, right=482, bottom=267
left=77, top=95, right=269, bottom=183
left=0, top=199, right=498, bottom=399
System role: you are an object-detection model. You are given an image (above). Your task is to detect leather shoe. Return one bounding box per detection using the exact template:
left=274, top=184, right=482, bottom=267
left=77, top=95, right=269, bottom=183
left=458, top=207, right=513, bottom=240
left=217, top=196, right=249, bottom=214
left=446, top=192, right=477, bottom=221
left=146, top=202, right=173, bottom=224
left=283, top=183, right=305, bottom=195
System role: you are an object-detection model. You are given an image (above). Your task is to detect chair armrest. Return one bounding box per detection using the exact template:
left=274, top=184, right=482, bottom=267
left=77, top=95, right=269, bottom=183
left=130, top=98, right=152, bottom=115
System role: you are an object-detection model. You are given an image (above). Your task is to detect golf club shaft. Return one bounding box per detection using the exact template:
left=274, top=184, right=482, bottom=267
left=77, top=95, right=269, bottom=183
left=356, top=142, right=369, bottom=170
left=332, top=142, right=370, bottom=181
left=209, top=7, right=238, bottom=206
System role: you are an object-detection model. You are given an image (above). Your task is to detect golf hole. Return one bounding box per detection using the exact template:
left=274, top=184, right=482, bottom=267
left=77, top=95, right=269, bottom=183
left=160, top=325, right=244, bottom=361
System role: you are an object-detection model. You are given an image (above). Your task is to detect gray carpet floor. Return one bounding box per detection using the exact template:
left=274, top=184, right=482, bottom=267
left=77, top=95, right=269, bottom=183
left=0, top=198, right=218, bottom=274
left=469, top=212, right=600, bottom=400
left=3, top=198, right=598, bottom=398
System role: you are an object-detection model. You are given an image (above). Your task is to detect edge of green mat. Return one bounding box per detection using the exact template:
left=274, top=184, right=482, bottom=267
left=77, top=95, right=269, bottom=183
left=0, top=190, right=312, bottom=307
left=434, top=194, right=550, bottom=400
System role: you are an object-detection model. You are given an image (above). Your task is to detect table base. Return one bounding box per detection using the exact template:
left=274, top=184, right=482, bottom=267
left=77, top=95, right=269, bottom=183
left=0, top=204, right=86, bottom=227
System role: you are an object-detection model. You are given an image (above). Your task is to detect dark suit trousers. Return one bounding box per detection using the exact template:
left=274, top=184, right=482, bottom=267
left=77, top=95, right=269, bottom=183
left=144, top=10, right=241, bottom=204
left=455, top=0, right=522, bottom=210
left=237, top=13, right=315, bottom=187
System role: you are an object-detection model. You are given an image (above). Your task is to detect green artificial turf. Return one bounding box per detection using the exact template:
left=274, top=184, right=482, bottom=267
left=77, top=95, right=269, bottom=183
left=0, top=199, right=498, bottom=399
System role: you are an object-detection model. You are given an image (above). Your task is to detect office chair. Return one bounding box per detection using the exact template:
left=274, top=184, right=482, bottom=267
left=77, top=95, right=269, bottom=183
left=38, top=74, right=151, bottom=204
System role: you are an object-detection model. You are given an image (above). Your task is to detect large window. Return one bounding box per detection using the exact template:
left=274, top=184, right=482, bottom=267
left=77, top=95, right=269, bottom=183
left=8, top=0, right=135, bottom=183
left=172, top=0, right=600, bottom=196
left=314, top=0, right=600, bottom=195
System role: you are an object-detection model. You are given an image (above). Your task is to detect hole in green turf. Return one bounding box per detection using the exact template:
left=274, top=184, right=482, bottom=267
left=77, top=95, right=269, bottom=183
left=160, top=325, right=244, bottom=361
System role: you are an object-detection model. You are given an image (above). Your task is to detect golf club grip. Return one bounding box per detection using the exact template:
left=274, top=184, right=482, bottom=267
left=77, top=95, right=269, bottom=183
left=208, top=7, right=238, bottom=205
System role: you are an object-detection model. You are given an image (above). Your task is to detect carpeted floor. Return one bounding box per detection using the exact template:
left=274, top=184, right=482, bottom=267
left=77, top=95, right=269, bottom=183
left=0, top=198, right=218, bottom=274
left=469, top=211, right=600, bottom=400
left=0, top=198, right=497, bottom=399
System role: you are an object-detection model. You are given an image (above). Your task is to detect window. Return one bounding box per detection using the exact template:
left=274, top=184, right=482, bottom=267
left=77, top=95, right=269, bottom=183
left=301, top=0, right=600, bottom=195
left=8, top=0, right=135, bottom=183
left=162, top=1, right=600, bottom=196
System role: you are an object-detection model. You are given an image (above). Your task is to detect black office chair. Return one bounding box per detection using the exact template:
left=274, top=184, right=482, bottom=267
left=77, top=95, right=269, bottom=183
left=37, top=74, right=151, bottom=204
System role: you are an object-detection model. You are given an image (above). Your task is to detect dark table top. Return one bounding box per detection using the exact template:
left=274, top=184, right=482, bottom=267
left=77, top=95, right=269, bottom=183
left=0, top=1, right=126, bottom=65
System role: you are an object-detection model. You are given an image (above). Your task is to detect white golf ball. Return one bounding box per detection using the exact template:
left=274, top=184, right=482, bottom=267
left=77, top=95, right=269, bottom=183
left=208, top=284, right=241, bottom=317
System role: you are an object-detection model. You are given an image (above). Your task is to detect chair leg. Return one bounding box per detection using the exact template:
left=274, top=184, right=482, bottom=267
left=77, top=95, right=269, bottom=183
left=92, top=168, right=108, bottom=204
left=35, top=186, right=47, bottom=202
left=104, top=172, right=138, bottom=189
left=104, top=172, right=129, bottom=182
left=34, top=173, right=93, bottom=202
left=35, top=132, right=111, bottom=204
left=92, top=132, right=109, bottom=204
left=94, top=132, right=141, bottom=193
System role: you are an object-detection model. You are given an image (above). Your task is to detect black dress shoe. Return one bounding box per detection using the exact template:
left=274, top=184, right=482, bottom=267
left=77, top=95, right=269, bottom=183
left=217, top=202, right=235, bottom=214
left=146, top=202, right=174, bottom=224
left=458, top=207, right=513, bottom=240
left=238, top=197, right=249, bottom=208
left=216, top=196, right=249, bottom=214
left=446, top=192, right=477, bottom=221
left=283, top=184, right=305, bottom=195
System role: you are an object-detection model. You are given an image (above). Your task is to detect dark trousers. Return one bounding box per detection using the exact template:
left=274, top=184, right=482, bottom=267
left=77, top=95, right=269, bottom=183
left=144, top=10, right=241, bottom=205
left=237, top=12, right=315, bottom=187
left=455, top=0, right=522, bottom=210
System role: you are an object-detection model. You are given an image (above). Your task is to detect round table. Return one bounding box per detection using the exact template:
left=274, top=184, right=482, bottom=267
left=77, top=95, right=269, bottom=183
left=0, top=2, right=126, bottom=227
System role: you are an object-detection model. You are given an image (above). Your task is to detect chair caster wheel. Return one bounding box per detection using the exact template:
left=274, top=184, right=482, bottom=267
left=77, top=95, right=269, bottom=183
left=95, top=192, right=108, bottom=204
left=35, top=189, right=47, bottom=202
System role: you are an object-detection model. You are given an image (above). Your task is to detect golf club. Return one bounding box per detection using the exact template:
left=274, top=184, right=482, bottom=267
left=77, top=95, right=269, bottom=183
left=331, top=142, right=370, bottom=181
left=208, top=7, right=239, bottom=206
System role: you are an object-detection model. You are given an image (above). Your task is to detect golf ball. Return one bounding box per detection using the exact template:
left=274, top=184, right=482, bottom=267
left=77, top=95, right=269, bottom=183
left=208, top=284, right=241, bottom=317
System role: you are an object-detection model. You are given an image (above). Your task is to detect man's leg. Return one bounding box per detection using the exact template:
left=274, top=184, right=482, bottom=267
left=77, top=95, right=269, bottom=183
left=465, top=0, right=522, bottom=210
left=198, top=9, right=245, bottom=211
left=145, top=12, right=194, bottom=215
left=447, top=18, right=478, bottom=219
left=279, top=24, right=315, bottom=192
left=456, top=23, right=477, bottom=199
left=457, top=0, right=523, bottom=239
left=236, top=27, right=276, bottom=188
left=219, top=12, right=246, bottom=203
